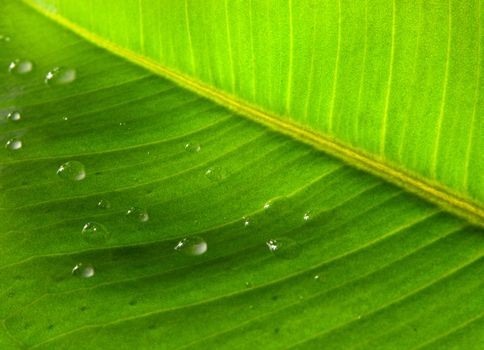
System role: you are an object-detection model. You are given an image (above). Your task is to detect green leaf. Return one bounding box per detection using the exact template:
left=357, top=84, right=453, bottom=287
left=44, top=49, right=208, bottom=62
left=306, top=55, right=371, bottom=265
left=0, top=1, right=482, bottom=350
left=23, top=0, right=483, bottom=221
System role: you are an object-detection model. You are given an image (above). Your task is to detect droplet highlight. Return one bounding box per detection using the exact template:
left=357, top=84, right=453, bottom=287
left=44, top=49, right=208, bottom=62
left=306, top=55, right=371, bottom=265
left=7, top=111, right=21, bottom=122
left=81, top=222, right=110, bottom=244
left=126, top=207, right=149, bottom=222
left=303, top=211, right=312, bottom=222
left=8, top=59, right=33, bottom=74
left=45, top=67, right=76, bottom=85
left=205, top=166, right=228, bottom=182
left=5, top=138, right=22, bottom=151
left=97, top=199, right=111, bottom=209
left=184, top=142, right=201, bottom=153
left=174, top=236, right=207, bottom=256
left=57, top=161, right=86, bottom=181
left=266, top=238, right=301, bottom=260
left=243, top=216, right=251, bottom=227
left=72, top=263, right=95, bottom=278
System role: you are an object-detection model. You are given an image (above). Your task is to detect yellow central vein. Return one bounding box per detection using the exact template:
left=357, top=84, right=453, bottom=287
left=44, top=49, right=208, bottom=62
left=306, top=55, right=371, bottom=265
left=21, top=0, right=484, bottom=226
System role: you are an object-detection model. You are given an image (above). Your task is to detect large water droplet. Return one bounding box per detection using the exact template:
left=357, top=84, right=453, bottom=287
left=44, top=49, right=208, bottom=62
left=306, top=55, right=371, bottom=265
left=81, top=222, right=110, bottom=244
left=184, top=142, right=201, bottom=153
left=266, top=238, right=301, bottom=259
left=57, top=161, right=86, bottom=181
left=72, top=263, right=95, bottom=278
left=97, top=199, right=111, bottom=209
left=126, top=207, right=149, bottom=222
left=8, top=59, right=33, bottom=74
left=205, top=166, right=228, bottom=182
left=5, top=138, right=22, bottom=151
left=7, top=111, right=21, bottom=122
left=174, top=236, right=207, bottom=256
left=45, top=67, right=76, bottom=85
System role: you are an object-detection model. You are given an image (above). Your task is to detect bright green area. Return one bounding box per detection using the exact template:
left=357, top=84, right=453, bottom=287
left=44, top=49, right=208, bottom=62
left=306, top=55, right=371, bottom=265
left=0, top=1, right=483, bottom=349
left=27, top=0, right=484, bottom=207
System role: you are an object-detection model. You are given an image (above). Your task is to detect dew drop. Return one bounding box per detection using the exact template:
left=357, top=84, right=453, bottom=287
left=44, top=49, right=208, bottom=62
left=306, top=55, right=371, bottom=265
left=62, top=116, right=69, bottom=121
left=45, top=67, right=76, bottom=85
left=72, top=263, right=95, bottom=278
left=184, top=142, right=201, bottom=153
left=266, top=238, right=301, bottom=259
left=81, top=222, right=110, bottom=244
left=303, top=211, right=312, bottom=222
left=97, top=199, right=111, bottom=209
left=243, top=216, right=251, bottom=227
left=57, top=161, right=86, bottom=181
left=314, top=274, right=320, bottom=280
left=5, top=138, right=22, bottom=151
left=8, top=59, right=33, bottom=74
left=174, top=236, right=207, bottom=256
left=245, top=281, right=253, bottom=288
left=205, top=166, right=228, bottom=182
left=0, top=34, right=11, bottom=43
left=7, top=111, right=21, bottom=122
left=126, top=206, right=149, bottom=222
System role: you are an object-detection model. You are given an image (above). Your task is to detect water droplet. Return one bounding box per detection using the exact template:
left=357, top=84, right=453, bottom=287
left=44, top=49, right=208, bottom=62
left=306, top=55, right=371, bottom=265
left=0, top=34, right=11, bottom=43
left=303, top=211, right=312, bottom=222
left=184, top=142, right=201, bottom=153
left=119, top=122, right=126, bottom=126
left=72, top=263, right=95, bottom=278
left=57, top=161, right=86, bottom=181
left=126, top=207, right=149, bottom=222
left=205, top=166, right=228, bottom=182
left=45, top=67, right=76, bottom=85
left=314, top=274, right=320, bottom=280
left=5, top=138, right=22, bottom=151
left=174, top=236, right=207, bottom=256
left=62, top=116, right=69, bottom=121
left=263, top=196, right=291, bottom=215
left=245, top=281, right=253, bottom=288
left=7, top=111, right=21, bottom=122
left=243, top=216, right=251, bottom=227
left=97, top=199, right=111, bottom=209
left=8, top=59, right=33, bottom=74
left=266, top=238, right=301, bottom=259
left=81, top=222, right=110, bottom=244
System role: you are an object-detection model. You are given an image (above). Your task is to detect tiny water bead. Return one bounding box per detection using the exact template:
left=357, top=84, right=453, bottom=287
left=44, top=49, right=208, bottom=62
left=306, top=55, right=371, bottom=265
left=7, top=111, right=21, bottom=122
left=266, top=238, right=301, bottom=259
left=303, top=211, right=312, bottom=222
left=0, top=34, right=11, bottom=42
left=174, top=236, right=207, bottom=256
left=243, top=216, right=251, bottom=227
left=205, top=166, right=228, bottom=182
left=5, top=138, right=22, bottom=151
left=184, top=142, right=201, bottom=153
left=57, top=161, right=86, bottom=181
left=126, top=206, right=149, bottom=222
left=81, top=222, right=110, bottom=244
left=45, top=67, right=76, bottom=85
left=72, top=263, right=95, bottom=278
left=8, top=59, right=33, bottom=74
left=97, top=199, right=111, bottom=209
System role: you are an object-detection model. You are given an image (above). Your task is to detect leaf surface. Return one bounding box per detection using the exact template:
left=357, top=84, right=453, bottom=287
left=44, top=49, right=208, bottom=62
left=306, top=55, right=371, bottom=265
left=0, top=1, right=483, bottom=350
